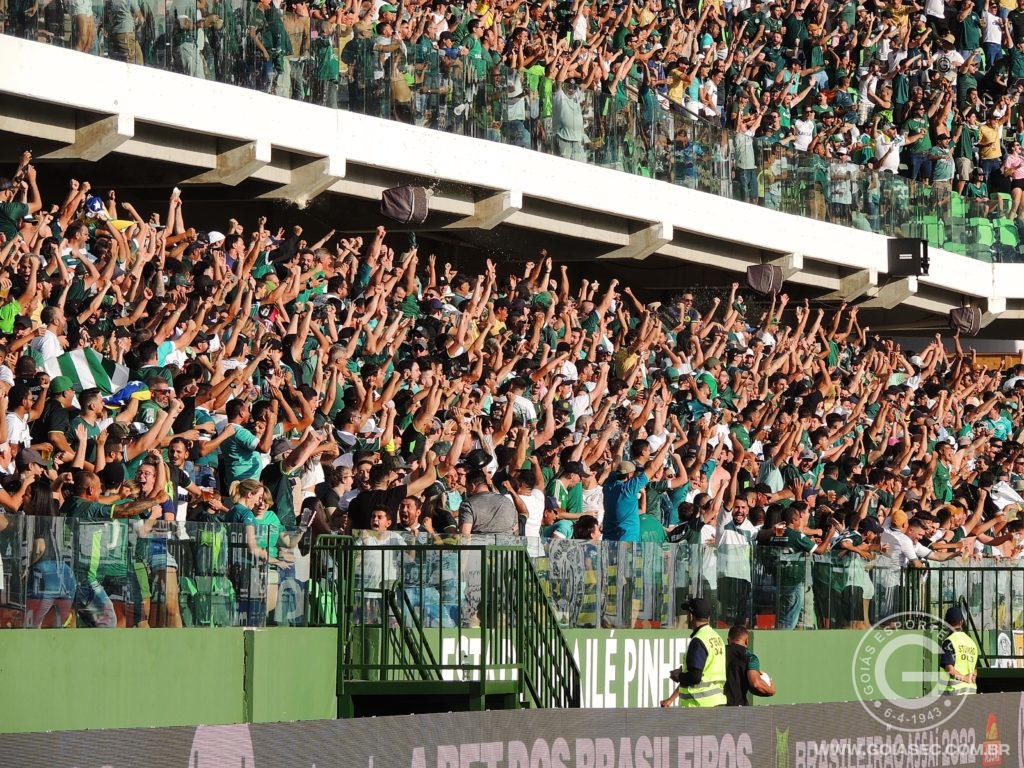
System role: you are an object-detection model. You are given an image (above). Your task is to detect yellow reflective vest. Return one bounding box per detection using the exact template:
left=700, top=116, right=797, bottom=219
left=678, top=624, right=727, bottom=707
left=941, top=631, right=978, bottom=696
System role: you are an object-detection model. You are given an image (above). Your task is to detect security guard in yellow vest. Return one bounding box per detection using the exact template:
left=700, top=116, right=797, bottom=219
left=939, top=606, right=978, bottom=696
left=660, top=597, right=727, bottom=708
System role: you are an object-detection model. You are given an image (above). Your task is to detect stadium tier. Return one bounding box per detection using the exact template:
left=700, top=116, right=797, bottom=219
left=4, top=0, right=1024, bottom=736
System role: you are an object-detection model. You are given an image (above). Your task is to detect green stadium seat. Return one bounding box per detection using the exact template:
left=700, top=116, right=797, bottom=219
left=950, top=192, right=967, bottom=219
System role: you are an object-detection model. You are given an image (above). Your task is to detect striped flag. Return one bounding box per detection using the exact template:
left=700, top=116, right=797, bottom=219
left=43, top=348, right=130, bottom=395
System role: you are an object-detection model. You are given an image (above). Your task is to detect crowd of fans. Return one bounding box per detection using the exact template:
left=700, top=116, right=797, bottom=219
left=0, top=153, right=1023, bottom=632
left=12, top=0, right=1024, bottom=233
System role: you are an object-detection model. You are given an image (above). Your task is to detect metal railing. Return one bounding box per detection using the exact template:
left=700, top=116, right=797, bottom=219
left=0, top=514, right=299, bottom=629
left=307, top=535, right=580, bottom=710
left=1, top=7, right=1011, bottom=261
left=6, top=513, right=1024, bottom=636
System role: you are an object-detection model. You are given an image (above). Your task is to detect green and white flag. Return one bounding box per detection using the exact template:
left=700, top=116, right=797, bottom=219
left=44, top=348, right=130, bottom=395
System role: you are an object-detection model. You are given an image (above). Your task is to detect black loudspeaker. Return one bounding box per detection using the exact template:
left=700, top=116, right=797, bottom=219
left=888, top=238, right=928, bottom=276
left=949, top=306, right=982, bottom=336
left=746, top=264, right=784, bottom=295
left=380, top=185, right=429, bottom=224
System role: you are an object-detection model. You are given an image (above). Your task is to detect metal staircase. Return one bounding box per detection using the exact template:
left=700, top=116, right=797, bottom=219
left=308, top=536, right=581, bottom=717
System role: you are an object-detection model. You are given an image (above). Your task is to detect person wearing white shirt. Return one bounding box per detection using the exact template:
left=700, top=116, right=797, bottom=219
left=792, top=106, right=817, bottom=151
left=30, top=306, right=65, bottom=364
left=4, top=384, right=35, bottom=466
left=983, top=2, right=1004, bottom=69
left=828, top=149, right=859, bottom=223
left=717, top=496, right=755, bottom=625
left=932, top=38, right=965, bottom=85
left=874, top=123, right=903, bottom=174
left=504, top=460, right=546, bottom=539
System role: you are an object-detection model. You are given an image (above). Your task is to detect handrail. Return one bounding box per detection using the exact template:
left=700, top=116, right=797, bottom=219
left=384, top=588, right=442, bottom=682
left=308, top=537, right=581, bottom=711
left=520, top=549, right=582, bottom=708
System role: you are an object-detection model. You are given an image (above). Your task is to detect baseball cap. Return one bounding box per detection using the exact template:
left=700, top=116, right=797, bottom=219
left=618, top=460, right=637, bottom=475
left=270, top=437, right=294, bottom=461
left=16, top=447, right=48, bottom=469
left=890, top=510, right=909, bottom=529
left=563, top=461, right=590, bottom=478
left=944, top=606, right=964, bottom=625
left=686, top=597, right=713, bottom=619
left=49, top=375, right=74, bottom=394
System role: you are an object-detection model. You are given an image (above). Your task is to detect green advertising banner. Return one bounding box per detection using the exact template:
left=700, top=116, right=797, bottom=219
left=432, top=628, right=703, bottom=708
left=434, top=628, right=927, bottom=708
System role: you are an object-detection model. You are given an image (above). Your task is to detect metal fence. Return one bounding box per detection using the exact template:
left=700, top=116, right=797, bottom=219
left=0, top=513, right=1015, bottom=632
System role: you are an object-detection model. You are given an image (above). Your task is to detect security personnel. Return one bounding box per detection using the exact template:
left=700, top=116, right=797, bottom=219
left=940, top=606, right=978, bottom=696
left=660, top=598, right=727, bottom=708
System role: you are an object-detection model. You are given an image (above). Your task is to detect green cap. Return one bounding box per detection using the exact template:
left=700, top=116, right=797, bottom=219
left=50, top=375, right=74, bottom=394
left=533, top=291, right=555, bottom=309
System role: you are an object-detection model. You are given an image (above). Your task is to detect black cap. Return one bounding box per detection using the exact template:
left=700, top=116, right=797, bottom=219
left=686, top=597, right=712, bottom=619
left=858, top=516, right=884, bottom=535
left=563, top=461, right=590, bottom=478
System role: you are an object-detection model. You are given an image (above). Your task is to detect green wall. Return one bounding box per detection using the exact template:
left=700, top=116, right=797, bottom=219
left=555, top=628, right=928, bottom=708
left=0, top=628, right=339, bottom=734
left=246, top=628, right=338, bottom=723
left=0, top=626, right=955, bottom=733
left=748, top=629, right=926, bottom=706
left=0, top=629, right=246, bottom=732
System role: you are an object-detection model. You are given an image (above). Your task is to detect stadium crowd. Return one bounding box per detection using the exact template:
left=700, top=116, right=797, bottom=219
left=0, top=154, right=1022, bottom=632
left=11, top=0, right=1024, bottom=228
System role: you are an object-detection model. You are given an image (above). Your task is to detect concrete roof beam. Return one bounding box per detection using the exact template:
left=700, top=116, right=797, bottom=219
left=598, top=221, right=673, bottom=261
left=184, top=140, right=272, bottom=186
left=860, top=277, right=918, bottom=309
left=42, top=113, right=134, bottom=162
left=444, top=190, right=522, bottom=230
left=258, top=155, right=345, bottom=208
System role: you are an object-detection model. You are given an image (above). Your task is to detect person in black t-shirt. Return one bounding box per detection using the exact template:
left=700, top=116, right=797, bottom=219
left=30, top=375, right=75, bottom=463
left=724, top=625, right=776, bottom=706
left=347, top=453, right=437, bottom=530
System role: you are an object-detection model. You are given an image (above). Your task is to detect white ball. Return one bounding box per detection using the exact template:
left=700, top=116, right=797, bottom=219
left=760, top=672, right=772, bottom=686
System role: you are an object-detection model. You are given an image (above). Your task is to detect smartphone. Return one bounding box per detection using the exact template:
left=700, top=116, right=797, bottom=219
left=300, top=504, right=316, bottom=527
